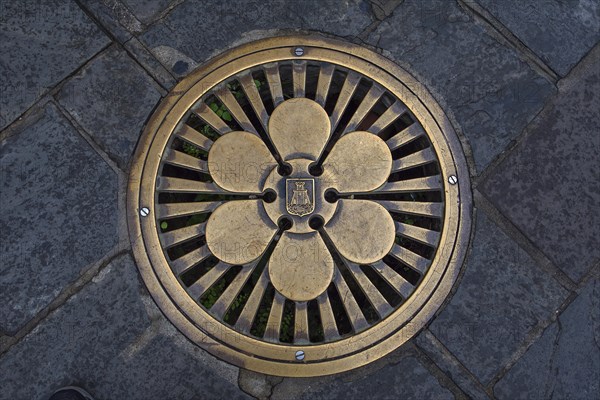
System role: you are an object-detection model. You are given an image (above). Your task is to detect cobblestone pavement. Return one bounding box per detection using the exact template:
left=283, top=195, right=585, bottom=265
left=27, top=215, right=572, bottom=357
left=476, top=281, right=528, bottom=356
left=1, top=1, right=598, bottom=399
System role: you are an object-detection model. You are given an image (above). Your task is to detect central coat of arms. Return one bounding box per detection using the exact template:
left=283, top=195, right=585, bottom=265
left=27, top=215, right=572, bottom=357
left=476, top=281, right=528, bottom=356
left=286, top=179, right=315, bottom=217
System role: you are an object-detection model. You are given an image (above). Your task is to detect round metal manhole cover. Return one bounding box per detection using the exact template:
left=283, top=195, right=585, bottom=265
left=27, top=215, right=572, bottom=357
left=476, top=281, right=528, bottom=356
left=128, top=36, right=472, bottom=376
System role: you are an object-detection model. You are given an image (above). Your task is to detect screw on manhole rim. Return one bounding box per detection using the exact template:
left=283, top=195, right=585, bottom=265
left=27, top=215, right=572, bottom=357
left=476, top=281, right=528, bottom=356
left=448, top=175, right=458, bottom=185
left=128, top=36, right=472, bottom=377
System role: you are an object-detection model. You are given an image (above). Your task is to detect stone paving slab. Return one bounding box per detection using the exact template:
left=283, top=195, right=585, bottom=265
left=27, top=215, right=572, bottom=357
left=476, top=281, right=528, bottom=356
left=56, top=45, right=164, bottom=170
left=122, top=0, right=176, bottom=25
left=416, top=330, right=490, bottom=400
left=0, top=0, right=109, bottom=130
left=494, top=276, right=600, bottom=399
left=366, top=0, right=556, bottom=171
left=0, top=254, right=248, bottom=400
left=139, top=0, right=373, bottom=75
left=475, top=0, right=600, bottom=76
left=0, top=103, right=118, bottom=334
left=267, top=350, right=455, bottom=400
left=480, top=43, right=600, bottom=283
left=428, top=211, right=568, bottom=384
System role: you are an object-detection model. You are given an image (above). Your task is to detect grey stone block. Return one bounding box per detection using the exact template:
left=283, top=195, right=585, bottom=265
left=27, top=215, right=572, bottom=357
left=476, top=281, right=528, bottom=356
left=295, top=355, right=454, bottom=400
left=476, top=0, right=600, bottom=76
left=494, top=277, right=600, bottom=399
left=416, top=330, right=491, bottom=400
left=57, top=46, right=163, bottom=170
left=0, top=0, right=109, bottom=130
left=123, top=0, right=175, bottom=24
left=366, top=0, right=556, bottom=171
left=429, top=211, right=568, bottom=384
left=0, top=103, right=118, bottom=334
left=139, top=0, right=373, bottom=73
left=0, top=254, right=249, bottom=400
left=480, top=44, right=600, bottom=282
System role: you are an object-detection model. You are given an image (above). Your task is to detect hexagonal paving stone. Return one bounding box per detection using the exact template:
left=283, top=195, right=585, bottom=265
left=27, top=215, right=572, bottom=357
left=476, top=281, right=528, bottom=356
left=0, top=103, right=118, bottom=334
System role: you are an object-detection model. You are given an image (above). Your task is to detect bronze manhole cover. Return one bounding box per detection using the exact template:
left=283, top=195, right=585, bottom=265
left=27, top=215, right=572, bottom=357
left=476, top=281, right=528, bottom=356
left=128, top=36, right=472, bottom=376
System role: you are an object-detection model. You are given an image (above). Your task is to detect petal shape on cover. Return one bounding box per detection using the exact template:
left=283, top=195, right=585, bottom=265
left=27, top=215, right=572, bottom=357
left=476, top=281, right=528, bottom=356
left=208, top=131, right=277, bottom=193
left=324, top=199, right=395, bottom=264
left=206, top=200, right=277, bottom=265
left=322, top=131, right=392, bottom=193
left=269, top=98, right=331, bottom=161
left=268, top=231, right=334, bottom=301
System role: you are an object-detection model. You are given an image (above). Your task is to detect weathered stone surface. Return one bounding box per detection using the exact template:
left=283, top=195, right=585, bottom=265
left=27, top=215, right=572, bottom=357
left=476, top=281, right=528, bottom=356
left=416, top=330, right=491, bottom=400
left=476, top=0, right=600, bottom=76
left=0, top=0, right=109, bottom=130
left=0, top=103, right=117, bottom=334
left=0, top=254, right=249, bottom=400
left=57, top=46, right=163, bottom=170
left=140, top=0, right=373, bottom=73
left=494, top=277, right=600, bottom=399
left=123, top=0, right=175, bottom=24
left=429, top=211, right=568, bottom=384
left=481, top=43, right=600, bottom=282
left=77, top=0, right=135, bottom=43
left=367, top=0, right=555, bottom=170
left=124, top=37, right=177, bottom=89
left=294, top=355, right=454, bottom=400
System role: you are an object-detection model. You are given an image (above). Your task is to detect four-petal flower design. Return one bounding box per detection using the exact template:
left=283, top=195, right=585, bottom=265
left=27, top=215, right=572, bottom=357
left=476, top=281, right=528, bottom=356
left=205, top=98, right=396, bottom=301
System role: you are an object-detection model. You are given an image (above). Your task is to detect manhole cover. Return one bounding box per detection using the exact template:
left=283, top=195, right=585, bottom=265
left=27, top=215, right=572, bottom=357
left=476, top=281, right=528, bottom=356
left=128, top=36, right=472, bottom=376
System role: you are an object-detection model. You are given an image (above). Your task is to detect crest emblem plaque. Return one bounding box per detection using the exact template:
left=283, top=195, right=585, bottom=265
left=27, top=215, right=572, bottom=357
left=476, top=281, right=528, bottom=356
left=286, top=179, right=315, bottom=217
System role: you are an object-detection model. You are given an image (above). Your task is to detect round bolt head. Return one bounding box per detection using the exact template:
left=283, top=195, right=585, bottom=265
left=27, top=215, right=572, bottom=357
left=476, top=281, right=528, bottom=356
left=140, top=207, right=150, bottom=217
left=448, top=175, right=458, bottom=185
left=294, top=47, right=304, bottom=57
left=295, top=350, right=305, bottom=361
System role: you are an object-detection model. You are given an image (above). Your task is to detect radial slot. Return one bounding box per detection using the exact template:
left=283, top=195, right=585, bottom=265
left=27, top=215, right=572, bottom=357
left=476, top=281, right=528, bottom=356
left=370, top=260, right=415, bottom=299
left=293, top=60, right=307, bottom=98
left=378, top=176, right=442, bottom=193
left=238, top=72, right=269, bottom=132
left=344, top=260, right=393, bottom=317
left=170, top=244, right=212, bottom=275
left=343, top=84, right=384, bottom=134
left=192, top=102, right=232, bottom=135
left=294, top=302, right=310, bottom=343
left=235, top=268, right=270, bottom=332
left=388, top=243, right=429, bottom=274
left=315, top=63, right=335, bottom=107
left=264, top=292, right=285, bottom=342
left=158, top=177, right=223, bottom=193
left=176, top=124, right=214, bottom=151
left=394, top=220, right=440, bottom=247
left=160, top=222, right=206, bottom=248
left=215, top=86, right=258, bottom=134
left=332, top=269, right=369, bottom=332
left=187, top=261, right=231, bottom=298
left=211, top=263, right=257, bottom=318
left=330, top=71, right=361, bottom=131
left=387, top=123, right=425, bottom=151
left=376, top=200, right=443, bottom=218
left=263, top=63, right=284, bottom=107
left=366, top=101, right=408, bottom=134
left=316, top=292, right=340, bottom=341
left=163, top=148, right=208, bottom=173
left=157, top=201, right=221, bottom=219
left=392, top=148, right=436, bottom=173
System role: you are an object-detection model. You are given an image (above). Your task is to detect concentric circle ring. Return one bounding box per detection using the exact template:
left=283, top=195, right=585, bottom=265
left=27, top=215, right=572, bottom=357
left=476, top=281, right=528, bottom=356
left=128, top=35, right=472, bottom=377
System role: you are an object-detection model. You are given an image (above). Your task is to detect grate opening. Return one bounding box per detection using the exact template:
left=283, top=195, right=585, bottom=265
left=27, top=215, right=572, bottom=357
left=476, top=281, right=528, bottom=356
left=307, top=299, right=325, bottom=343
left=326, top=283, right=352, bottom=336
left=360, top=264, right=403, bottom=307
left=279, top=299, right=296, bottom=343
left=200, top=265, right=244, bottom=309
left=129, top=37, right=471, bottom=376
left=382, top=255, right=422, bottom=286
left=180, top=255, right=220, bottom=287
